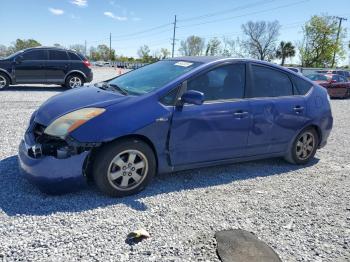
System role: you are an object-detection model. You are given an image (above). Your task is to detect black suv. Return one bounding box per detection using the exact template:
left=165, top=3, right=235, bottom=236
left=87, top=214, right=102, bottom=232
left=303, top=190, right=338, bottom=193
left=0, top=47, right=93, bottom=89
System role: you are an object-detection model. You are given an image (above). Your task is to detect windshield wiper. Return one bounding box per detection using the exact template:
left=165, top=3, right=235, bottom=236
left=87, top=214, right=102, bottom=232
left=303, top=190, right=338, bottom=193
left=95, top=82, right=128, bottom=95
left=108, top=83, right=128, bottom=95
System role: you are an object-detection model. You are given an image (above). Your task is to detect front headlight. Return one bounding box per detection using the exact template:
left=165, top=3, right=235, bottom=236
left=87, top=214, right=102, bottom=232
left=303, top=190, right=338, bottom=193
left=44, top=108, right=106, bottom=138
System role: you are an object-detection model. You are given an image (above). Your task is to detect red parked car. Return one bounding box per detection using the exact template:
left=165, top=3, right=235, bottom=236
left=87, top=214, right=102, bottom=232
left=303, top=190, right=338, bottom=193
left=306, top=73, right=350, bottom=98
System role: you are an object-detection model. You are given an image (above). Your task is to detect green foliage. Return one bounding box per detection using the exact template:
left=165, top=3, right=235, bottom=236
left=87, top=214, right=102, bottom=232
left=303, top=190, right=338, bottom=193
left=8, top=39, right=41, bottom=53
left=299, top=15, right=346, bottom=67
left=276, top=41, right=296, bottom=66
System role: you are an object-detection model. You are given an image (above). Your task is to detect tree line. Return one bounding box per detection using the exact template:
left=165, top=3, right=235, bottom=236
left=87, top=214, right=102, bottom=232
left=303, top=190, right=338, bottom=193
left=0, top=15, right=348, bottom=68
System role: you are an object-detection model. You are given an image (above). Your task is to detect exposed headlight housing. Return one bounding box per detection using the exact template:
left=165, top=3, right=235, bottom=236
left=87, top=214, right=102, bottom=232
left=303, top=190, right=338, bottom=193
left=44, top=108, right=105, bottom=138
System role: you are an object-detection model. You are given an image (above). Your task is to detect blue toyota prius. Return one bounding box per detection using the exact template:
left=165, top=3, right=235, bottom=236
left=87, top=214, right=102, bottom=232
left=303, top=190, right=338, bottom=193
left=19, top=57, right=333, bottom=197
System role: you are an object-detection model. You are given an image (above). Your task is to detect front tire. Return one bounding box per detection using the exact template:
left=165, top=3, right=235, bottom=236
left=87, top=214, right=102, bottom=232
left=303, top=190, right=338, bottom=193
left=93, top=139, right=156, bottom=197
left=0, top=73, right=10, bottom=90
left=65, top=74, right=84, bottom=89
left=285, top=128, right=319, bottom=165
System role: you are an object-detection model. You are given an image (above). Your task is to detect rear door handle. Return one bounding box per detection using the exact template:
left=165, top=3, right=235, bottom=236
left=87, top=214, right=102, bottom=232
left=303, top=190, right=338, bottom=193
left=233, top=110, right=249, bottom=119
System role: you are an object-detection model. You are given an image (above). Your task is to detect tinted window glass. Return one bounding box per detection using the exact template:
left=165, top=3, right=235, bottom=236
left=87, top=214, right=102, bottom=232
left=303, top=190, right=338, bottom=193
left=292, top=75, right=313, bottom=95
left=332, top=75, right=340, bottom=82
left=187, top=63, right=245, bottom=101
left=338, top=76, right=347, bottom=83
left=49, top=50, right=68, bottom=60
left=251, top=65, right=293, bottom=97
left=22, top=50, right=47, bottom=60
left=68, top=52, right=81, bottom=61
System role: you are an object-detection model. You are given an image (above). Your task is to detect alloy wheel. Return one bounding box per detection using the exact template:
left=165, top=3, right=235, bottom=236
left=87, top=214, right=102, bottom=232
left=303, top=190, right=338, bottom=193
left=107, top=149, right=148, bottom=191
left=296, top=132, right=315, bottom=160
left=0, top=75, right=7, bottom=89
left=69, top=77, right=82, bottom=88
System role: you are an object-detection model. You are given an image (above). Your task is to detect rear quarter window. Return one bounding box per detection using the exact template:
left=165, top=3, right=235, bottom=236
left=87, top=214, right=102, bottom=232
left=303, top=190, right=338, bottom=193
left=291, top=75, right=313, bottom=95
left=68, top=52, right=82, bottom=61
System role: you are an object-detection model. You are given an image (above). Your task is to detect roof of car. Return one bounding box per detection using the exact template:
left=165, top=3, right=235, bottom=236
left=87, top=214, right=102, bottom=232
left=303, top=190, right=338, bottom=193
left=168, top=56, right=227, bottom=63
left=23, top=46, right=79, bottom=53
left=167, top=56, right=283, bottom=68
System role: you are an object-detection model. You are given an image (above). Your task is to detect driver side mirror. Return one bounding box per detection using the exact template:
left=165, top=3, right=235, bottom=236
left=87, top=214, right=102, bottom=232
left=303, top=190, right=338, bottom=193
left=180, top=90, right=204, bottom=106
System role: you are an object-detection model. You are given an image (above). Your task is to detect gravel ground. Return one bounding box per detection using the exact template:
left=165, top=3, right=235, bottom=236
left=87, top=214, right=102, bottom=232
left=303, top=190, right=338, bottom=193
left=0, top=68, right=349, bottom=261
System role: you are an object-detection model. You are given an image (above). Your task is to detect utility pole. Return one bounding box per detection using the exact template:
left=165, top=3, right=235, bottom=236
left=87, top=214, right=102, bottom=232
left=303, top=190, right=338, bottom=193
left=109, top=32, right=112, bottom=61
left=84, top=40, right=87, bottom=56
left=171, top=15, right=177, bottom=58
left=331, top=16, right=347, bottom=68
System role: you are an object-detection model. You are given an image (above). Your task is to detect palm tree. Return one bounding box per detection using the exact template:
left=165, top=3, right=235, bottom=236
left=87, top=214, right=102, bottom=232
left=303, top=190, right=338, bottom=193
left=276, top=41, right=296, bottom=66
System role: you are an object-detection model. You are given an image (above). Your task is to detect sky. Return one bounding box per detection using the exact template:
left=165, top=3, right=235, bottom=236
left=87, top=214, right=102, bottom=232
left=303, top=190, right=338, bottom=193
left=1, top=0, right=349, bottom=64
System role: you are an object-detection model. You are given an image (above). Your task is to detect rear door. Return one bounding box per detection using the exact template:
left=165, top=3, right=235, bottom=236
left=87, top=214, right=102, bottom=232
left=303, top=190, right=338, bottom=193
left=246, top=64, right=308, bottom=155
left=46, top=50, right=70, bottom=83
left=14, top=49, right=48, bottom=83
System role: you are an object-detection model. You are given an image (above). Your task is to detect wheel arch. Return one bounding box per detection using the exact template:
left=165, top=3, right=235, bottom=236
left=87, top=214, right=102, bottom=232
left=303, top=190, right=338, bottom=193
left=84, top=134, right=159, bottom=181
left=64, top=70, right=87, bottom=82
left=308, top=124, right=322, bottom=146
left=0, top=69, right=13, bottom=84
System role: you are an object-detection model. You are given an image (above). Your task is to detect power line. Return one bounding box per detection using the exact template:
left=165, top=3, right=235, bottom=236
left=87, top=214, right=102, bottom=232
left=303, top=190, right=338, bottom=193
left=177, top=0, right=310, bottom=29
left=111, top=28, right=171, bottom=42
left=178, top=0, right=276, bottom=23
left=111, top=23, right=172, bottom=39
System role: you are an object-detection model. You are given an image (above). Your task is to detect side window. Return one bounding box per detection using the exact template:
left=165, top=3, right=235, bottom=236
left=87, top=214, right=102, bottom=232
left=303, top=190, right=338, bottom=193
left=187, top=63, right=245, bottom=101
left=49, top=50, right=69, bottom=60
left=332, top=75, right=340, bottom=82
left=292, top=75, right=313, bottom=95
left=68, top=52, right=81, bottom=61
left=338, top=76, right=347, bottom=83
left=22, top=50, right=47, bottom=60
left=251, top=65, right=293, bottom=98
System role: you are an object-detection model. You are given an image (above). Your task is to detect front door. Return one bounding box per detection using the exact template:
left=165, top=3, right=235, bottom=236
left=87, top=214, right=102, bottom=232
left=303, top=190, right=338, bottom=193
left=14, top=49, right=48, bottom=83
left=169, top=63, right=251, bottom=166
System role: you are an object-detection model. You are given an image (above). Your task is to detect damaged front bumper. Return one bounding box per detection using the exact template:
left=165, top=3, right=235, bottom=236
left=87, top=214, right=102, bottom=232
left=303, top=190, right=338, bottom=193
left=18, top=121, right=97, bottom=194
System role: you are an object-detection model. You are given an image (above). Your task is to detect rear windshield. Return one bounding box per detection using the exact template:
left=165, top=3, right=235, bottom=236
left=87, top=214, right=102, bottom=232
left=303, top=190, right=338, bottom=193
left=108, top=60, right=202, bottom=95
left=306, top=74, right=328, bottom=81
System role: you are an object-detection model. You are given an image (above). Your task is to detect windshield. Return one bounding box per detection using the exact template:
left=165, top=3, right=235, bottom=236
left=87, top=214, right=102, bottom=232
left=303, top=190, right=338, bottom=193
left=108, top=60, right=202, bottom=95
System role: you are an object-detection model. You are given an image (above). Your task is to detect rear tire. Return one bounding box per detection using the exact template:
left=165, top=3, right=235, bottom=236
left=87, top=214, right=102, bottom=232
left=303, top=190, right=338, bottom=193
left=285, top=127, right=319, bottom=165
left=64, top=74, right=84, bottom=89
left=0, top=73, right=10, bottom=90
left=93, top=139, right=156, bottom=197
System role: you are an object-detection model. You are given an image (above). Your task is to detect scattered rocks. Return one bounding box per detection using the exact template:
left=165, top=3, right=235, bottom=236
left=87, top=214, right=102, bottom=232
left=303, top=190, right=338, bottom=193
left=0, top=74, right=349, bottom=261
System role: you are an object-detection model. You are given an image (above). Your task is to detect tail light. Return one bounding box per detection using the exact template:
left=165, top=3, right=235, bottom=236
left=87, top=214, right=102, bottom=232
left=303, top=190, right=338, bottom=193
left=83, top=60, right=91, bottom=68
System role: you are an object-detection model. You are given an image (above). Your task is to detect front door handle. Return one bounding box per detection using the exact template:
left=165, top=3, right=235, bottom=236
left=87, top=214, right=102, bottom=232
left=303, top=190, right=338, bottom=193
left=233, top=110, right=249, bottom=119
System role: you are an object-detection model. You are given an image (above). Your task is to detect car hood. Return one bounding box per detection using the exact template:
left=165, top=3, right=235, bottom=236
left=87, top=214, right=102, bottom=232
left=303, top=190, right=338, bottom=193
left=35, top=86, right=129, bottom=126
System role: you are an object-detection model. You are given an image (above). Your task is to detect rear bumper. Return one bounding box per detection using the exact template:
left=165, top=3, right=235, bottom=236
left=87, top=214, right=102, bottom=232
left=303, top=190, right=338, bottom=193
left=85, top=70, right=93, bottom=83
left=18, top=139, right=89, bottom=194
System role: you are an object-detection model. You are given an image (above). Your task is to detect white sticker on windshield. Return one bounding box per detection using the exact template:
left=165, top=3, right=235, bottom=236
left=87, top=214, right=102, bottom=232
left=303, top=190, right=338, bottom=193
left=174, top=61, right=193, bottom=67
